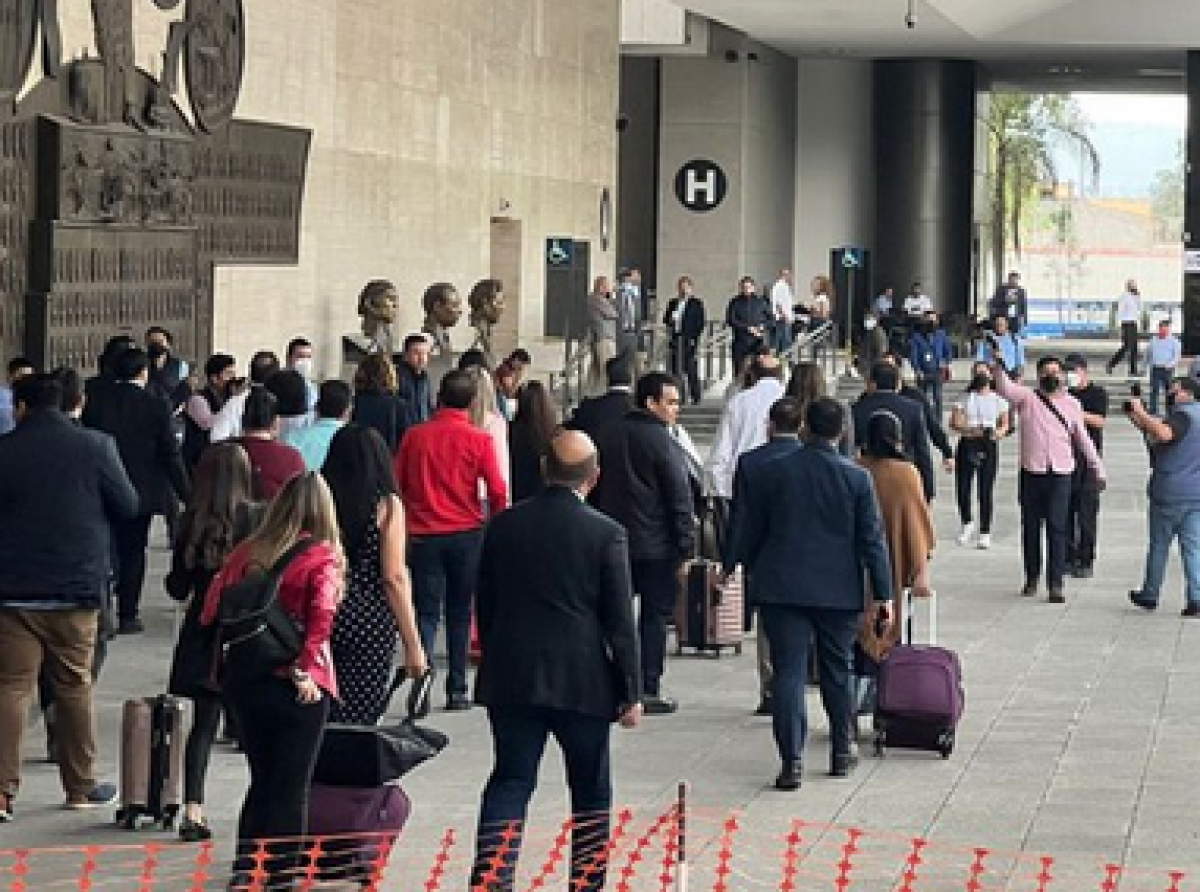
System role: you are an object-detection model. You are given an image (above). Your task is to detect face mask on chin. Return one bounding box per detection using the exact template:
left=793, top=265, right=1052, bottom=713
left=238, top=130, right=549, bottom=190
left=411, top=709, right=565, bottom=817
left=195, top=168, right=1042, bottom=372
left=293, top=358, right=314, bottom=379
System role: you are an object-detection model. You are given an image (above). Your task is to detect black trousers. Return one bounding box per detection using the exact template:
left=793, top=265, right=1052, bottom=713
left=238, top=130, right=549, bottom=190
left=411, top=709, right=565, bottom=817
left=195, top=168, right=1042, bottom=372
left=1109, top=321, right=1140, bottom=375
left=1019, top=471, right=1073, bottom=590
left=227, top=677, right=329, bottom=884
left=111, top=514, right=153, bottom=623
left=669, top=337, right=701, bottom=404
left=1067, top=470, right=1101, bottom=570
left=473, top=706, right=612, bottom=891
left=954, top=439, right=999, bottom=533
left=409, top=529, right=483, bottom=699
left=630, top=559, right=677, bottom=698
left=184, top=694, right=222, bottom=806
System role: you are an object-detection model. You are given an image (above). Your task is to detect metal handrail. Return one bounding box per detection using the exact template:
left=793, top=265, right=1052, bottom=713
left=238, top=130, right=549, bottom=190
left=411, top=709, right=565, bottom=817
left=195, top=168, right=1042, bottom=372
left=784, top=320, right=840, bottom=380
left=547, top=326, right=591, bottom=416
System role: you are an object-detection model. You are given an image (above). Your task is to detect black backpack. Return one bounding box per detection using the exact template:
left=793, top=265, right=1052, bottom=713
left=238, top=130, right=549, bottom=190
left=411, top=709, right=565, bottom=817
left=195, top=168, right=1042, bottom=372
left=216, top=540, right=316, bottom=682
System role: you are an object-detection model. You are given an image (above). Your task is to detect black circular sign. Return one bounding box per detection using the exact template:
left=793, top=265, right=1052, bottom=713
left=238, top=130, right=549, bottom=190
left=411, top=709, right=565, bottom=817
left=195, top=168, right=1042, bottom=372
left=674, top=159, right=727, bottom=213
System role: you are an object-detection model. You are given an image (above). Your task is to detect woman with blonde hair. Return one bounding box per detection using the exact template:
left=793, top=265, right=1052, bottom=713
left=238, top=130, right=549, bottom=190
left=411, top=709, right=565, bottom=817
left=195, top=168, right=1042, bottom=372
left=351, top=351, right=408, bottom=452
left=201, top=472, right=344, bottom=887
left=809, top=275, right=835, bottom=324
left=467, top=366, right=510, bottom=509
left=786, top=361, right=854, bottom=457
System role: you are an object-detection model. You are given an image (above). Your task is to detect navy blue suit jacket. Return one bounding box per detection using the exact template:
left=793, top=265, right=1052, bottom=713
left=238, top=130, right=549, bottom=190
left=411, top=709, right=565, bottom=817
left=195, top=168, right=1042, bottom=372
left=734, top=440, right=893, bottom=612
left=723, top=436, right=804, bottom=574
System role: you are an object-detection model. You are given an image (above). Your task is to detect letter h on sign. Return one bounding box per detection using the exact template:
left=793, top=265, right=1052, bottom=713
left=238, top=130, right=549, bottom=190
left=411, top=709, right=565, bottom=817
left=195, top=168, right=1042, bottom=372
left=674, top=159, right=727, bottom=213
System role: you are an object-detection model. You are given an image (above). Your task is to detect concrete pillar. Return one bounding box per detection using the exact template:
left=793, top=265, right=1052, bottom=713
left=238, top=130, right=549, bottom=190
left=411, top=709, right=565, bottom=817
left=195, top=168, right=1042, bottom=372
left=1183, top=51, right=1200, bottom=354
left=873, top=60, right=977, bottom=315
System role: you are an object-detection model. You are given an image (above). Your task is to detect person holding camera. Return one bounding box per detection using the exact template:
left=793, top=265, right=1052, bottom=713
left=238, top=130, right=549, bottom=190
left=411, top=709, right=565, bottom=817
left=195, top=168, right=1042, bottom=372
left=989, top=349, right=1106, bottom=603
left=950, top=362, right=1010, bottom=550
left=1126, top=376, right=1200, bottom=617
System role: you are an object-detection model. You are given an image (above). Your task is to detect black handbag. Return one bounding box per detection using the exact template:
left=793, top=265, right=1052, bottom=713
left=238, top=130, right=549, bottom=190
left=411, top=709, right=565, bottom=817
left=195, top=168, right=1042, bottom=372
left=312, top=669, right=449, bottom=787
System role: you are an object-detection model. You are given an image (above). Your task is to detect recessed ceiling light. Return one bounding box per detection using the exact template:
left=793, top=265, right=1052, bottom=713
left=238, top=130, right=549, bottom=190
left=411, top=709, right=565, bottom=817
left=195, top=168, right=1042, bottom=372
left=1137, top=68, right=1183, bottom=78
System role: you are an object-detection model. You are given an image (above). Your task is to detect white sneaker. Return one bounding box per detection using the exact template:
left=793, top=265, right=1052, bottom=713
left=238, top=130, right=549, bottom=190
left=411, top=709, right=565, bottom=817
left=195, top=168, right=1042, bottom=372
left=978, top=533, right=992, bottom=550
left=956, top=523, right=975, bottom=547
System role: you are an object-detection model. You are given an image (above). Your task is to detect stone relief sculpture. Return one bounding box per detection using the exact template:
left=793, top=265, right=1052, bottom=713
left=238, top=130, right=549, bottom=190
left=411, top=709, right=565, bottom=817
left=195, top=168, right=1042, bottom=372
left=357, top=278, right=399, bottom=354
left=467, top=278, right=505, bottom=365
left=421, top=282, right=461, bottom=357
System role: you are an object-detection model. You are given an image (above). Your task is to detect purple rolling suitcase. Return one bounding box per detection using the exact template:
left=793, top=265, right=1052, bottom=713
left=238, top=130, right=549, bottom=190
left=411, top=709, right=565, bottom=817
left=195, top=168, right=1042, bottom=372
left=873, top=591, right=964, bottom=758
left=307, top=783, right=411, bottom=885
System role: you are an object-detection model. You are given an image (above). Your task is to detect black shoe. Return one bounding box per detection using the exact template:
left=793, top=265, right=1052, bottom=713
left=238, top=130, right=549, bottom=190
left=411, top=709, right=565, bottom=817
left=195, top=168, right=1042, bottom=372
left=1021, top=580, right=1039, bottom=597
left=1182, top=603, right=1200, bottom=618
left=642, top=696, right=679, bottom=716
left=179, top=816, right=213, bottom=842
left=774, top=761, right=802, bottom=791
left=1129, top=591, right=1158, bottom=612
left=446, top=696, right=473, bottom=712
left=830, top=752, right=859, bottom=778
left=754, top=697, right=773, bottom=717
left=117, top=618, right=144, bottom=635
left=1048, top=589, right=1066, bottom=604
left=1071, top=565, right=1094, bottom=579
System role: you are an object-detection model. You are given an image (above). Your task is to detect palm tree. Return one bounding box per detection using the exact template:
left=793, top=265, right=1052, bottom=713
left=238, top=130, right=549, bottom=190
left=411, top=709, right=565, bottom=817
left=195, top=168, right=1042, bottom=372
left=985, top=93, right=1100, bottom=291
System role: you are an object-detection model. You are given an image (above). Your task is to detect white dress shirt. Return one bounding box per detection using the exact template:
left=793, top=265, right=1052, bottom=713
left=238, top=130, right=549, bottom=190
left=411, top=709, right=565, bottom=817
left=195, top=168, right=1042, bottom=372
left=770, top=279, right=794, bottom=323
left=209, top=388, right=250, bottom=442
left=1116, top=291, right=1141, bottom=324
left=1146, top=334, right=1181, bottom=369
left=705, top=378, right=786, bottom=498
left=904, top=294, right=933, bottom=315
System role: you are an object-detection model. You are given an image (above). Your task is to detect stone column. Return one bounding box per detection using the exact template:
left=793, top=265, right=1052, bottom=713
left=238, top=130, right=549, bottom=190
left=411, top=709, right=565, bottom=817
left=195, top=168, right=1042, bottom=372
left=1183, top=51, right=1200, bottom=354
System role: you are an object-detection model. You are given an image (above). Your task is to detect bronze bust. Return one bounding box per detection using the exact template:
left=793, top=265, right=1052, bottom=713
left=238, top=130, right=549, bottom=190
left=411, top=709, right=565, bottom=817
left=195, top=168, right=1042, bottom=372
left=357, top=279, right=399, bottom=354
left=421, top=282, right=461, bottom=356
left=467, top=278, right=505, bottom=364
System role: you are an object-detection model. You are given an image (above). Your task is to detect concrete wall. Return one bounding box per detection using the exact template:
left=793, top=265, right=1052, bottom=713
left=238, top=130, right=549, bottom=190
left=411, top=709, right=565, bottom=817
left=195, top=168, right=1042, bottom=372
left=656, top=31, right=796, bottom=317
left=39, top=0, right=620, bottom=376
left=794, top=60, right=875, bottom=289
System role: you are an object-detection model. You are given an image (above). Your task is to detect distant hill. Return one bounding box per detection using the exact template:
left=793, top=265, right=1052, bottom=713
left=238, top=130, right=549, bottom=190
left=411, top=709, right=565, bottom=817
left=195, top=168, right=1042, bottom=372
left=1053, top=123, right=1181, bottom=198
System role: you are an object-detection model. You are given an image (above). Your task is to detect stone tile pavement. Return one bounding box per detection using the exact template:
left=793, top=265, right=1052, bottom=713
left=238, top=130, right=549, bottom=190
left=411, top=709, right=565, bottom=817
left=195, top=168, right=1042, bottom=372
left=4, top=411, right=1200, bottom=889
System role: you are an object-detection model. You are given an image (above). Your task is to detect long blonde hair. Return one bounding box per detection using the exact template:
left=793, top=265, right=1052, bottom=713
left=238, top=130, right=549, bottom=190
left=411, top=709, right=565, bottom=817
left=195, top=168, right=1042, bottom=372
left=245, top=472, right=344, bottom=576
left=467, top=367, right=499, bottom=429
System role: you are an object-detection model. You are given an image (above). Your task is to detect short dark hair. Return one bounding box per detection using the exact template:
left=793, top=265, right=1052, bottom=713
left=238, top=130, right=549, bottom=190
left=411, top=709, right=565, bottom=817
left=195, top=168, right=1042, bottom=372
left=264, top=370, right=309, bottom=417
left=13, top=373, right=63, bottom=413
left=457, top=349, right=488, bottom=372
left=242, top=386, right=279, bottom=432
left=544, top=443, right=599, bottom=488
left=99, top=335, right=137, bottom=375
left=112, top=347, right=149, bottom=382
left=635, top=371, right=679, bottom=409
left=204, top=353, right=237, bottom=379
left=1174, top=377, right=1200, bottom=399
left=508, top=348, right=532, bottom=366
left=768, top=397, right=803, bottom=435
left=1064, top=352, right=1087, bottom=371
left=402, top=334, right=428, bottom=354
left=6, top=356, right=33, bottom=377
left=605, top=356, right=633, bottom=388
left=250, top=350, right=281, bottom=384
left=438, top=369, right=477, bottom=410
left=316, top=380, right=352, bottom=419
left=286, top=337, right=312, bottom=361
left=51, top=367, right=83, bottom=413
left=806, top=397, right=845, bottom=441
left=146, top=326, right=173, bottom=343
left=1036, top=355, right=1062, bottom=373
left=870, top=361, right=900, bottom=392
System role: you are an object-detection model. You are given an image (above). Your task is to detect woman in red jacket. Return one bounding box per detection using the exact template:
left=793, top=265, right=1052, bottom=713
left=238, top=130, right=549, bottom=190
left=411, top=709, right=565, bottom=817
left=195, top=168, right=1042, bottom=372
left=201, top=472, right=343, bottom=888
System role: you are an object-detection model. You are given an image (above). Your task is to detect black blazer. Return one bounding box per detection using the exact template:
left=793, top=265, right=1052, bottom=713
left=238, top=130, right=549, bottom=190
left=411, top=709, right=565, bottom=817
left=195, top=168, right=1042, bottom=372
left=352, top=389, right=411, bottom=454
left=508, top=420, right=546, bottom=504
left=474, top=486, right=641, bottom=719
left=852, top=390, right=935, bottom=500
left=83, top=380, right=190, bottom=515
left=565, top=389, right=634, bottom=443
left=0, top=410, right=139, bottom=607
left=663, top=296, right=706, bottom=342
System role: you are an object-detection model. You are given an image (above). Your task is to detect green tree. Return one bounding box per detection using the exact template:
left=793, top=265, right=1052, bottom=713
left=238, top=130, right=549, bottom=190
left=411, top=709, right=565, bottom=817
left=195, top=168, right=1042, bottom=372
left=985, top=93, right=1099, bottom=289
left=1150, top=139, right=1184, bottom=239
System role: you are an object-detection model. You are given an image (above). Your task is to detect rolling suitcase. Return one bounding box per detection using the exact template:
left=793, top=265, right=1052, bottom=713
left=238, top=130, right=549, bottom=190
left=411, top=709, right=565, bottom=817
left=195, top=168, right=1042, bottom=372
left=306, top=783, right=411, bottom=886
left=675, top=563, right=743, bottom=656
left=873, top=590, right=964, bottom=759
left=116, top=695, right=187, bottom=830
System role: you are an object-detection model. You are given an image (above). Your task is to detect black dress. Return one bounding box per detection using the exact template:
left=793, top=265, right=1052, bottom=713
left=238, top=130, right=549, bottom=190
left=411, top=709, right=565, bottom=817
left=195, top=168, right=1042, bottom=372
left=508, top=421, right=546, bottom=504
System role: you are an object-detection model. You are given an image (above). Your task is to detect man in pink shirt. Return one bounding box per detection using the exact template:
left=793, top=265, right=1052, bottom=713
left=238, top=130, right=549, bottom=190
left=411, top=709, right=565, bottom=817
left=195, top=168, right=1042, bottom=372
left=989, top=350, right=1106, bottom=603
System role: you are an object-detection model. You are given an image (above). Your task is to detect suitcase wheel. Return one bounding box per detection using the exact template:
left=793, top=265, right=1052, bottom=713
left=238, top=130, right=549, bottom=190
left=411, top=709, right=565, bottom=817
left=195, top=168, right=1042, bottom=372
left=734, top=643, right=743, bottom=656
left=937, top=731, right=955, bottom=759
left=161, top=806, right=179, bottom=830
left=873, top=731, right=886, bottom=758
left=116, top=808, right=138, bottom=831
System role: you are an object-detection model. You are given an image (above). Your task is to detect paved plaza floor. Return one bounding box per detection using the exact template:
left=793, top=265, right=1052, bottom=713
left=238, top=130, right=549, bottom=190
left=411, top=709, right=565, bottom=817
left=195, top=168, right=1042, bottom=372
left=4, top=402, right=1200, bottom=889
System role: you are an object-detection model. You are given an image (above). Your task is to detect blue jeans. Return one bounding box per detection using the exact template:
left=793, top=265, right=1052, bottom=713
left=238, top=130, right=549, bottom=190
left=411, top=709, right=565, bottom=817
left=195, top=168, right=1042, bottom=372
left=473, top=706, right=612, bottom=891
left=1149, top=366, right=1173, bottom=416
left=759, top=605, right=860, bottom=765
left=772, top=320, right=794, bottom=354
left=1138, top=501, right=1200, bottom=606
left=409, top=529, right=483, bottom=699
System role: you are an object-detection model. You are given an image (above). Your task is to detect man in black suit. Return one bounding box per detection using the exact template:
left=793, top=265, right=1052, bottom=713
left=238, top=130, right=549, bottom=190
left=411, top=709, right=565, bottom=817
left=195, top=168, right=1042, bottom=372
left=663, top=276, right=707, bottom=404
left=566, top=357, right=634, bottom=441
left=885, top=349, right=954, bottom=477
left=853, top=361, right=942, bottom=502
left=590, top=371, right=694, bottom=715
left=472, top=431, right=641, bottom=892
left=82, top=348, right=189, bottom=634
left=0, top=374, right=139, bottom=817
left=729, top=398, right=894, bottom=791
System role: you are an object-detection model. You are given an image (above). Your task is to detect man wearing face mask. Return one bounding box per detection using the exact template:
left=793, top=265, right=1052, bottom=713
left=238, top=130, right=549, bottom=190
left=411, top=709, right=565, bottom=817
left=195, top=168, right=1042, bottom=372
left=1064, top=355, right=1108, bottom=579
left=145, top=327, right=190, bottom=412
left=908, top=313, right=952, bottom=417
left=991, top=352, right=1106, bottom=603
left=857, top=313, right=889, bottom=377
left=285, top=337, right=318, bottom=414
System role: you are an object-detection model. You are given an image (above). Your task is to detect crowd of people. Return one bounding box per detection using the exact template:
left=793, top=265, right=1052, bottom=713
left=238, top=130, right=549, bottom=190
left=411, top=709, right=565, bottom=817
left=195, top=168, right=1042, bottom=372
left=2, top=267, right=1199, bottom=888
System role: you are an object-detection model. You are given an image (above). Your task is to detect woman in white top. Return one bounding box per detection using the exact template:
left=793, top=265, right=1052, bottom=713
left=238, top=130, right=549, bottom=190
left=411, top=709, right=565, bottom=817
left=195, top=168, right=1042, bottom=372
left=950, top=361, right=1010, bottom=549
left=809, top=275, right=834, bottom=324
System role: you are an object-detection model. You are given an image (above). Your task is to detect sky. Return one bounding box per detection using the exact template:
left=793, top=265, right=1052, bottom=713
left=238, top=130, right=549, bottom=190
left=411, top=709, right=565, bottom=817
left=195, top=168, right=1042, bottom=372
left=1072, top=92, right=1187, bottom=127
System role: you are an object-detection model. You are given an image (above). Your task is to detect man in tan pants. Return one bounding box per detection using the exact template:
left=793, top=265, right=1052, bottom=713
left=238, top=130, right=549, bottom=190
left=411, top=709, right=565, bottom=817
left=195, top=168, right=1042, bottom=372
left=0, top=374, right=139, bottom=820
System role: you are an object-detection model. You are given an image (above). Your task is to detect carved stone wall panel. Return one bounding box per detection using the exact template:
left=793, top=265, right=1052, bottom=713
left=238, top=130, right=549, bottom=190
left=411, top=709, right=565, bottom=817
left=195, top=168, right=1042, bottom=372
left=0, top=119, right=33, bottom=362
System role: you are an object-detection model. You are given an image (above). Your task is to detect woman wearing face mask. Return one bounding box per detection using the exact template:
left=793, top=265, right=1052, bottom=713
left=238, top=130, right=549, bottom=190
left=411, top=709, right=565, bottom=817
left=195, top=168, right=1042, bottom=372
left=857, top=313, right=889, bottom=377
left=183, top=353, right=237, bottom=470
left=950, top=362, right=1010, bottom=549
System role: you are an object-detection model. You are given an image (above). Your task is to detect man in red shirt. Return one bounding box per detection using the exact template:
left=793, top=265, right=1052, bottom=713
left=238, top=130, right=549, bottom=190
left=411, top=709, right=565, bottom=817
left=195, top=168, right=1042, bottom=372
left=237, top=388, right=306, bottom=500
left=396, top=369, right=507, bottom=710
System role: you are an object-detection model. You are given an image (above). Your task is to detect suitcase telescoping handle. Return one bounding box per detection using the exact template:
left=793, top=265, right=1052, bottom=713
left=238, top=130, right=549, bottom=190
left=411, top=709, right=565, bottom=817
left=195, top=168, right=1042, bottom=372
left=902, top=589, right=937, bottom=646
